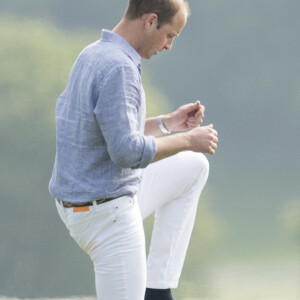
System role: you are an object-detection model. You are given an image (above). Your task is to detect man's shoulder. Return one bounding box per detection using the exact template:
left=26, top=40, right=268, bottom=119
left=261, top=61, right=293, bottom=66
left=83, top=40, right=138, bottom=73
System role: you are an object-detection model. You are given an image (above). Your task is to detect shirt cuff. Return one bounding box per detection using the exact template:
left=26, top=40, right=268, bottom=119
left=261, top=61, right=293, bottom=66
left=137, top=135, right=157, bottom=169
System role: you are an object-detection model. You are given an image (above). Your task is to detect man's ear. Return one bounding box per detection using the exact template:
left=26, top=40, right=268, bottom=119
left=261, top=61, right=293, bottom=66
left=144, top=13, right=158, bottom=29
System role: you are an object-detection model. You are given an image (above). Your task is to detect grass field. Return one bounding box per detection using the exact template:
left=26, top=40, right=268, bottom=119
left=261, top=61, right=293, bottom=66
left=205, top=262, right=299, bottom=300
left=174, top=261, right=299, bottom=300
left=0, top=262, right=298, bottom=300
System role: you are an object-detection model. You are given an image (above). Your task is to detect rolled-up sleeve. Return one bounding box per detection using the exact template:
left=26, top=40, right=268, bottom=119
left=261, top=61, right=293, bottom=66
left=94, top=66, right=157, bottom=169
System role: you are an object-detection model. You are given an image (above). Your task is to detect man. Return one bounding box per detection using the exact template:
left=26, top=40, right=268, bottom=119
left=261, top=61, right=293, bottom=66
left=49, top=0, right=218, bottom=299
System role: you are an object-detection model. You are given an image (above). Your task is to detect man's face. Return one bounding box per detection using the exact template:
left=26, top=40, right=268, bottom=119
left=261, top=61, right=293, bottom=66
left=141, top=7, right=187, bottom=59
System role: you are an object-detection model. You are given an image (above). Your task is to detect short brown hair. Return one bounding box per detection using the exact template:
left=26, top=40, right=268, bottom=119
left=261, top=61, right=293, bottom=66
left=125, top=0, right=190, bottom=28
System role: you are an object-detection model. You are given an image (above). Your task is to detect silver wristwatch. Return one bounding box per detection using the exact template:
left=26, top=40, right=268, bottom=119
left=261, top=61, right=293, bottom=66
left=157, top=115, right=171, bottom=134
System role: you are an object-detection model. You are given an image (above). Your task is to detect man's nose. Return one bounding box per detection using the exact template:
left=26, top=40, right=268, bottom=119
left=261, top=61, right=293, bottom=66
left=164, top=40, right=173, bottom=51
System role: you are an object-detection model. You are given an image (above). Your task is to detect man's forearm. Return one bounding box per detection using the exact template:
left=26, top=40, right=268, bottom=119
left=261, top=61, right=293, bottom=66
left=145, top=117, right=166, bottom=137
left=152, top=133, right=190, bottom=162
left=152, top=124, right=218, bottom=163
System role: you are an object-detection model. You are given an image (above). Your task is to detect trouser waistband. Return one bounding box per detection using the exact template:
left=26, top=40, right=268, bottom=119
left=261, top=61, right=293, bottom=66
left=57, top=196, right=120, bottom=208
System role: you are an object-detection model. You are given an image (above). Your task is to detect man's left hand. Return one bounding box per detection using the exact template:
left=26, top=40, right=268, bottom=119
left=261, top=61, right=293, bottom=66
left=164, top=100, right=205, bottom=132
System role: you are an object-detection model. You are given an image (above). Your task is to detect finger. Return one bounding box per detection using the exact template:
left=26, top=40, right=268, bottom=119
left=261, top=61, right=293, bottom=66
left=212, top=135, right=218, bottom=143
left=188, top=116, right=203, bottom=123
left=187, top=117, right=203, bottom=126
left=187, top=101, right=200, bottom=111
left=208, top=147, right=215, bottom=155
left=211, top=142, right=218, bottom=149
left=198, top=104, right=205, bottom=113
left=194, top=104, right=205, bottom=114
left=207, top=143, right=217, bottom=155
left=209, top=128, right=217, bottom=135
left=194, top=109, right=205, bottom=119
left=184, top=101, right=202, bottom=115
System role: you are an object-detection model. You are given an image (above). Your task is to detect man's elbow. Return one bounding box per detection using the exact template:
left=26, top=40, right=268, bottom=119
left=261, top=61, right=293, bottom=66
left=110, top=149, right=143, bottom=169
left=108, top=135, right=156, bottom=169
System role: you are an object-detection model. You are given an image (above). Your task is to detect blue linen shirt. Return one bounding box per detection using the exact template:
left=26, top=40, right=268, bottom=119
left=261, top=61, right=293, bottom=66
left=49, top=30, right=157, bottom=203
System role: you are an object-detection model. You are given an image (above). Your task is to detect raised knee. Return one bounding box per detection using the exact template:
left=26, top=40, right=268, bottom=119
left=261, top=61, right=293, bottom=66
left=181, top=151, right=210, bottom=181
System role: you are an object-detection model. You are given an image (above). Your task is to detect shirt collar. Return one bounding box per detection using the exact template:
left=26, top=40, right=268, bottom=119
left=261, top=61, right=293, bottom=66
left=101, top=29, right=141, bottom=68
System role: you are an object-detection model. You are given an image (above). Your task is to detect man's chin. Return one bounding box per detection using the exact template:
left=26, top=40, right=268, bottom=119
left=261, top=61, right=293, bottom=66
left=150, top=52, right=158, bottom=59
left=142, top=54, right=154, bottom=60
left=142, top=51, right=158, bottom=60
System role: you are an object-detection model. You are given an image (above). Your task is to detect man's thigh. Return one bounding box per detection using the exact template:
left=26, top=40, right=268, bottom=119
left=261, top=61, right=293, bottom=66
left=56, top=197, right=147, bottom=300
left=137, top=151, right=209, bottom=219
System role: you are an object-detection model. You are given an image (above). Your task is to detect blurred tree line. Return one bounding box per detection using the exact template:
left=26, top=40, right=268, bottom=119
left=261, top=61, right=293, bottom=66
left=1, top=0, right=300, bottom=298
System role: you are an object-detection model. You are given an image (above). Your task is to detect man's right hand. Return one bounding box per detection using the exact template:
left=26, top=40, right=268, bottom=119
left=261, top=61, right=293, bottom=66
left=152, top=124, right=218, bottom=162
left=187, top=124, right=218, bottom=155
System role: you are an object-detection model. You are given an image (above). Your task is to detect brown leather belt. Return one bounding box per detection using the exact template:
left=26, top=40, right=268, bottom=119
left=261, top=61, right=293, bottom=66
left=58, top=197, right=118, bottom=208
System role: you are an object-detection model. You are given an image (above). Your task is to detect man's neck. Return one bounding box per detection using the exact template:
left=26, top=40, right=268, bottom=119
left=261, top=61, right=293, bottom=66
left=112, top=18, right=143, bottom=55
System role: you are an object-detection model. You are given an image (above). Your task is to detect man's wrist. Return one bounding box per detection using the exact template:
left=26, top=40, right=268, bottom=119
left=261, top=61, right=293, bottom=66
left=157, top=115, right=171, bottom=134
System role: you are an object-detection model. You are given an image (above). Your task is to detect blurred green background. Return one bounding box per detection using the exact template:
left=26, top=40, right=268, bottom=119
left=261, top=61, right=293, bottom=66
left=0, top=0, right=299, bottom=299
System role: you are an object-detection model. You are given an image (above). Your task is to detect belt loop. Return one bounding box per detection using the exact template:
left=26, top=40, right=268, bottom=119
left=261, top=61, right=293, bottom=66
left=92, top=200, right=97, bottom=209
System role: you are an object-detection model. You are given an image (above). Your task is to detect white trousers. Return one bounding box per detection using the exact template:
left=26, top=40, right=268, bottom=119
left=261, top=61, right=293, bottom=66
left=56, top=151, right=209, bottom=300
